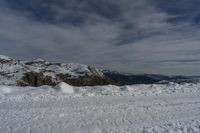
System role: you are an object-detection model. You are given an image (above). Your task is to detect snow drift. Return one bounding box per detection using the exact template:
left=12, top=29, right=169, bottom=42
left=54, top=82, right=74, bottom=94
left=0, top=82, right=200, bottom=97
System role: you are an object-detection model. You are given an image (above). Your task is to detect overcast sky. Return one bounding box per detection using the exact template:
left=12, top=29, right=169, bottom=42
left=1, top=0, right=200, bottom=75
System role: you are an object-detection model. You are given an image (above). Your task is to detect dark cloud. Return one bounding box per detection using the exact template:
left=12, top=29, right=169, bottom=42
left=152, top=0, right=200, bottom=24
left=1, top=0, right=200, bottom=75
left=5, top=0, right=121, bottom=25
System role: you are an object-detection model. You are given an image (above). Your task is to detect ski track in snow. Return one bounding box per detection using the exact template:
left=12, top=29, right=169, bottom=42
left=0, top=84, right=200, bottom=133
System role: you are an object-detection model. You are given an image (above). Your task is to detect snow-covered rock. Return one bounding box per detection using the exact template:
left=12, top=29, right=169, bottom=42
left=54, top=82, right=74, bottom=94
left=0, top=55, right=114, bottom=86
left=0, top=55, right=11, bottom=60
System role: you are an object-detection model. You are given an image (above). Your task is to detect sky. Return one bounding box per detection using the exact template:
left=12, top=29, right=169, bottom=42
left=1, top=0, right=200, bottom=75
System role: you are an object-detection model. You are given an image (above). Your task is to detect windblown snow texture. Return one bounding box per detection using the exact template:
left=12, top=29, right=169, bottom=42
left=0, top=83, right=200, bottom=133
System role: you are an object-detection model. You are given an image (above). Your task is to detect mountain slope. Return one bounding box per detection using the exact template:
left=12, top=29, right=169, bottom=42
left=1, top=55, right=200, bottom=87
left=0, top=55, right=116, bottom=86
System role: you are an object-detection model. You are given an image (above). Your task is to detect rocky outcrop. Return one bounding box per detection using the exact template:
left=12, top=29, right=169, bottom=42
left=17, top=71, right=117, bottom=87
left=18, top=72, right=56, bottom=87
left=0, top=55, right=118, bottom=87
left=0, top=59, right=11, bottom=64
left=57, top=73, right=117, bottom=86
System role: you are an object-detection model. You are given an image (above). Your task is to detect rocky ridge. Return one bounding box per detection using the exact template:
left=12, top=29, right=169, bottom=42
left=0, top=55, right=116, bottom=86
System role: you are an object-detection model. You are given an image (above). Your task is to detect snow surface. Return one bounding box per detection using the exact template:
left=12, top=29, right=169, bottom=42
left=55, top=82, right=74, bottom=94
left=0, top=83, right=200, bottom=133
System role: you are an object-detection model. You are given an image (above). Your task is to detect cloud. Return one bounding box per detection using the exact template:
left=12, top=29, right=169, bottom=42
left=0, top=0, right=200, bottom=75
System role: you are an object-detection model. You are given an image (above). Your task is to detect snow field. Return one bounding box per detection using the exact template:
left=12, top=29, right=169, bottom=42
left=0, top=83, right=200, bottom=133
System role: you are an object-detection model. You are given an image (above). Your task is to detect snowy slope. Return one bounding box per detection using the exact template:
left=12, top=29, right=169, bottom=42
left=0, top=83, right=200, bottom=133
left=0, top=55, right=11, bottom=60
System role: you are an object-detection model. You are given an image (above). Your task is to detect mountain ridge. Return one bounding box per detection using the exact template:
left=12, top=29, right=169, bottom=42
left=0, top=55, right=116, bottom=86
left=0, top=55, right=200, bottom=87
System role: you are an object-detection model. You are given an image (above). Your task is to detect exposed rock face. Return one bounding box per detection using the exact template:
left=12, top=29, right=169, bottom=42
left=0, top=59, right=11, bottom=64
left=57, top=73, right=117, bottom=86
left=17, top=71, right=116, bottom=87
left=0, top=58, right=11, bottom=64
left=18, top=72, right=56, bottom=87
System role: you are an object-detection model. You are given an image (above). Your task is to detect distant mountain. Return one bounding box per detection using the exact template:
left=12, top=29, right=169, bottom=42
left=103, top=70, right=200, bottom=85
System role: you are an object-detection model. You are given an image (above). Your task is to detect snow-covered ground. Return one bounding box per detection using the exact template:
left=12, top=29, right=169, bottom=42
left=0, top=83, right=200, bottom=133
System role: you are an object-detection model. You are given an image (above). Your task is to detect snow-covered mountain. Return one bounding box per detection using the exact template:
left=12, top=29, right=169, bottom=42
left=0, top=55, right=116, bottom=86
left=1, top=55, right=200, bottom=87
